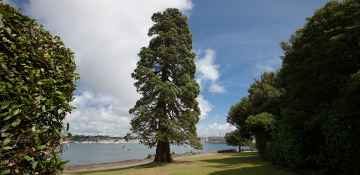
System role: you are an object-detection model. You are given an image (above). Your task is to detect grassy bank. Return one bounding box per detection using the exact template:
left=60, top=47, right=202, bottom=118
left=63, top=152, right=297, bottom=175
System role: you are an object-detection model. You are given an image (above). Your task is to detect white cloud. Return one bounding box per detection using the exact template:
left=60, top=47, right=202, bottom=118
left=21, top=0, right=193, bottom=136
left=196, top=49, right=226, bottom=93
left=196, top=95, right=213, bottom=120
left=65, top=92, right=131, bottom=136
left=197, top=123, right=236, bottom=137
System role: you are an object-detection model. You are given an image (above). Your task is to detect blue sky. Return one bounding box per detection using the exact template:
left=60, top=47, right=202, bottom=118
left=5, top=0, right=329, bottom=137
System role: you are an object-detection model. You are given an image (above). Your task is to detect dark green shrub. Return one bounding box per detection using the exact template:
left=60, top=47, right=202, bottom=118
left=0, top=3, right=79, bottom=174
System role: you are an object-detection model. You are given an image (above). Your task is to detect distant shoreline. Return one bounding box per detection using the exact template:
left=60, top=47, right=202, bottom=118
left=63, top=149, right=256, bottom=172
left=66, top=139, right=141, bottom=144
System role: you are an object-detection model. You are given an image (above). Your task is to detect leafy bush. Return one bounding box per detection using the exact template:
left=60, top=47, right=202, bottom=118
left=0, top=3, right=78, bottom=174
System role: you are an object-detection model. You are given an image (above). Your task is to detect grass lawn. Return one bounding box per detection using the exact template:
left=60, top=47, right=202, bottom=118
left=63, top=152, right=297, bottom=175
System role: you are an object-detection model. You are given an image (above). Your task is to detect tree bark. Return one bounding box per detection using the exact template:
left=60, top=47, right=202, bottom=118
left=154, top=140, right=173, bottom=162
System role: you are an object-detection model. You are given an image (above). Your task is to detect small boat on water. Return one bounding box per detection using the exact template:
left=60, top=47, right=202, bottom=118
left=122, top=145, right=129, bottom=151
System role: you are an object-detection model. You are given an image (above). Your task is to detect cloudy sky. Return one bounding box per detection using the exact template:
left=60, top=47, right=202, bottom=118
left=7, top=0, right=328, bottom=137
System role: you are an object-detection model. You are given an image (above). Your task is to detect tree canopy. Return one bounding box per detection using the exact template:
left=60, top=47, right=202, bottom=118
left=129, top=8, right=202, bottom=163
left=0, top=3, right=78, bottom=174
left=224, top=130, right=252, bottom=150
left=227, top=0, right=360, bottom=174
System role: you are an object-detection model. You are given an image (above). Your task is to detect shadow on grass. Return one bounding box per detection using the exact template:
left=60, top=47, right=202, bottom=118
left=69, top=161, right=168, bottom=175
left=207, top=165, right=297, bottom=175
left=200, top=152, right=296, bottom=175
left=199, top=152, right=263, bottom=169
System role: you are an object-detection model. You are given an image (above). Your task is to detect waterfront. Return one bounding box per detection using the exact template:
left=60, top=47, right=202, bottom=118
left=61, top=142, right=247, bottom=166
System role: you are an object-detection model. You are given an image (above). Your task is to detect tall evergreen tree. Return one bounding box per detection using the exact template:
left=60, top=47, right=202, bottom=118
left=129, top=8, right=202, bottom=163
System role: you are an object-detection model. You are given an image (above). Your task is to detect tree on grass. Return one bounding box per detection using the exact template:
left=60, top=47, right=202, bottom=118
left=0, top=3, right=78, bottom=174
left=129, top=8, right=202, bottom=163
left=225, top=130, right=252, bottom=151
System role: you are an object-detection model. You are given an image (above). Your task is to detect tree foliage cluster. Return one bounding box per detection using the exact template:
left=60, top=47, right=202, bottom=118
left=227, top=0, right=360, bottom=174
left=0, top=4, right=78, bottom=174
left=129, top=8, right=202, bottom=163
left=224, top=130, right=252, bottom=151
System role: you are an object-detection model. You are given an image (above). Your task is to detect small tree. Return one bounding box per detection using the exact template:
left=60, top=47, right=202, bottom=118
left=129, top=8, right=202, bottom=163
left=0, top=4, right=78, bottom=174
left=245, top=112, right=275, bottom=159
left=224, top=130, right=252, bottom=151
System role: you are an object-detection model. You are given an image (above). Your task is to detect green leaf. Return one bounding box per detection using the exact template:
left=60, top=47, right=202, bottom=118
left=66, top=122, right=69, bottom=132
left=1, top=101, right=11, bottom=110
left=1, top=125, right=10, bottom=132
left=0, top=160, right=9, bottom=166
left=24, top=155, right=34, bottom=161
left=2, top=114, right=11, bottom=121
left=3, top=138, right=11, bottom=145
left=12, top=109, right=20, bottom=116
left=12, top=118, right=21, bottom=127
left=6, top=27, right=11, bottom=34
left=3, top=146, right=13, bottom=150
left=0, top=169, right=10, bottom=174
left=67, top=132, right=72, bottom=138
left=32, top=161, right=38, bottom=169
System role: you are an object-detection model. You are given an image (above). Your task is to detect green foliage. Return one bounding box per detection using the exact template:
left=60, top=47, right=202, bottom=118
left=129, top=8, right=202, bottom=162
left=226, top=97, right=252, bottom=138
left=318, top=71, right=360, bottom=174
left=274, top=0, right=360, bottom=173
left=245, top=112, right=275, bottom=132
left=248, top=72, right=285, bottom=116
left=224, top=130, right=252, bottom=150
left=227, top=0, right=360, bottom=174
left=245, top=112, right=275, bottom=159
left=226, top=72, right=283, bottom=159
left=0, top=3, right=78, bottom=174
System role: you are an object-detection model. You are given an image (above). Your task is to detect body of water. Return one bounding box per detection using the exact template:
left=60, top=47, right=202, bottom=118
left=61, top=142, right=248, bottom=166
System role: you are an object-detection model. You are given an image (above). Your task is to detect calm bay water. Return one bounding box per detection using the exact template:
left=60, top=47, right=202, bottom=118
left=61, top=142, right=247, bottom=166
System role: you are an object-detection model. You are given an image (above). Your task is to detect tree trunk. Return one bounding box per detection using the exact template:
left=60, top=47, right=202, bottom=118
left=154, top=140, right=173, bottom=162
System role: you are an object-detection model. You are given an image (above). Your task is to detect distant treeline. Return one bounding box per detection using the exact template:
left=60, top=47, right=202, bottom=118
left=67, top=135, right=127, bottom=142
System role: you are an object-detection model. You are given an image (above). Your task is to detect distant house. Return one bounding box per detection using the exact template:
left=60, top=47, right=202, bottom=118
left=207, top=137, right=226, bottom=144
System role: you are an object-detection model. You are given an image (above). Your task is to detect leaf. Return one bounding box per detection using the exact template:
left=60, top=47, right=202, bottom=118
left=12, top=118, right=21, bottom=127
left=1, top=101, right=11, bottom=110
left=58, top=108, right=63, bottom=114
left=1, top=125, right=10, bottom=132
left=12, top=109, right=20, bottom=116
left=67, top=132, right=72, bottom=138
left=3, top=146, right=13, bottom=150
left=66, top=122, right=69, bottom=132
left=0, top=160, right=9, bottom=166
left=1, top=169, right=10, bottom=174
left=24, top=155, right=34, bottom=161
left=32, top=161, right=38, bottom=169
left=6, top=27, right=11, bottom=34
left=3, top=138, right=11, bottom=145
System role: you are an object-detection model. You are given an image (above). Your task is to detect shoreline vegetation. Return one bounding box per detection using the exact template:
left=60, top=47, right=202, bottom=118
left=62, top=150, right=298, bottom=175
